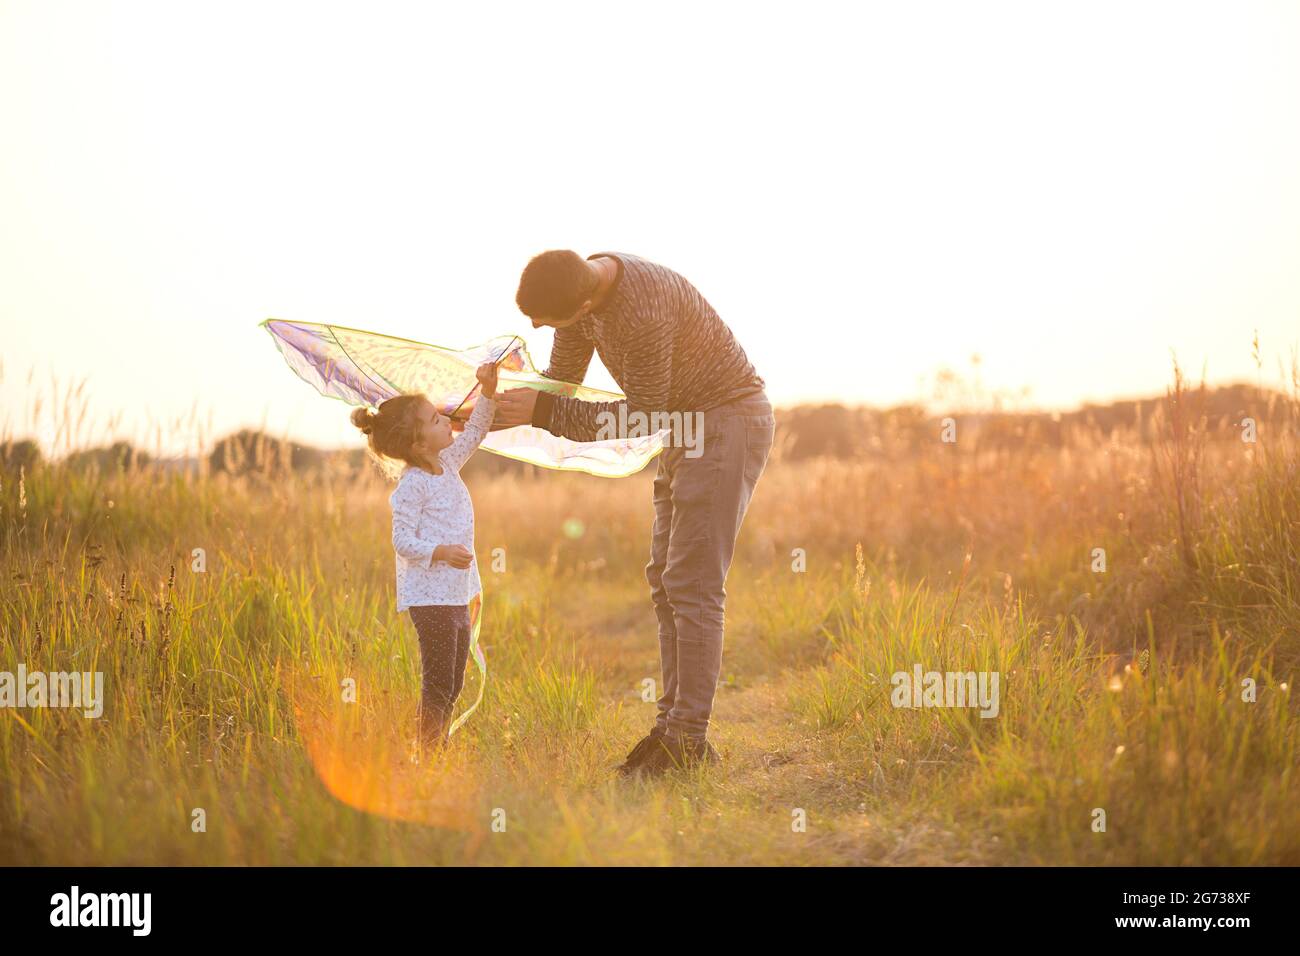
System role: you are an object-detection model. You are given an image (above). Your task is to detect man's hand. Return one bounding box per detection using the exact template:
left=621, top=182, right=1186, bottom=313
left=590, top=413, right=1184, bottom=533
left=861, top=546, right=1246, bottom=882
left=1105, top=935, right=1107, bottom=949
left=491, top=387, right=539, bottom=429
left=432, top=544, right=473, bottom=569
left=476, top=361, right=498, bottom=399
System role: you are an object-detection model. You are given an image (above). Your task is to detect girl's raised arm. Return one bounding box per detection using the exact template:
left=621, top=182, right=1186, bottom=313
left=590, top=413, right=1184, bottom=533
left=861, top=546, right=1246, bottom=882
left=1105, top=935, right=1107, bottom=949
left=440, top=395, right=497, bottom=473
left=441, top=361, right=500, bottom=472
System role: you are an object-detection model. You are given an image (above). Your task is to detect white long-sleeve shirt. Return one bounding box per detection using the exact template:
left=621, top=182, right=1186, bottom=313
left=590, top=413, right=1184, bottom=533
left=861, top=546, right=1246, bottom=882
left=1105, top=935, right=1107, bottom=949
left=389, top=395, right=496, bottom=612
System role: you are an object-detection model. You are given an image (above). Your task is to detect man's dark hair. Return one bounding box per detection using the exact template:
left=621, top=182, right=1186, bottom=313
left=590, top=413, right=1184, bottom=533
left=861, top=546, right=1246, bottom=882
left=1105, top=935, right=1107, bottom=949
left=515, top=250, right=597, bottom=320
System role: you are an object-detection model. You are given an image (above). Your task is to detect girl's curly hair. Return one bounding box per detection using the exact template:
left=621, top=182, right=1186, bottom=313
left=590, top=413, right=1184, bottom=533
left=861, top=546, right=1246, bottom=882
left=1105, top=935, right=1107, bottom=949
left=350, top=393, right=429, bottom=479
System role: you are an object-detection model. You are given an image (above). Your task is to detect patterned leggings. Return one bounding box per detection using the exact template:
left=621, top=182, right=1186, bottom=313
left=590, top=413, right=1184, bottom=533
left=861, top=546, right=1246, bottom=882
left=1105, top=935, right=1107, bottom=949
left=407, top=604, right=472, bottom=746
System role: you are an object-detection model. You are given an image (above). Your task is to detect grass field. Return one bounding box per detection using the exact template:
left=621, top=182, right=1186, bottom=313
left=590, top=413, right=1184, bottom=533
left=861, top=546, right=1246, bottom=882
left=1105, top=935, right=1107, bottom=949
left=2, top=369, right=1298, bottom=865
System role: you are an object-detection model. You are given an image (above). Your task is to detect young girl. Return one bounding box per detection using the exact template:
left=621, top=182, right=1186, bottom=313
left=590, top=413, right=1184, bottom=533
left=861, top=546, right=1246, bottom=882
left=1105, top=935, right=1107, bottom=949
left=350, top=361, right=498, bottom=750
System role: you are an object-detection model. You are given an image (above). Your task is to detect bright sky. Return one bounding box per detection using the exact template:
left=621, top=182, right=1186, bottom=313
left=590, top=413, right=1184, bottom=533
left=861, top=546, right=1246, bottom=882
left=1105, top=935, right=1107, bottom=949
left=2, top=0, right=1298, bottom=457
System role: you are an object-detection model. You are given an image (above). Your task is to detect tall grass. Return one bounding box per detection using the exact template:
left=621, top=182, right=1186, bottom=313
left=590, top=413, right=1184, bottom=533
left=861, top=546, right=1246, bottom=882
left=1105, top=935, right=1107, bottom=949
left=1, top=362, right=1297, bottom=864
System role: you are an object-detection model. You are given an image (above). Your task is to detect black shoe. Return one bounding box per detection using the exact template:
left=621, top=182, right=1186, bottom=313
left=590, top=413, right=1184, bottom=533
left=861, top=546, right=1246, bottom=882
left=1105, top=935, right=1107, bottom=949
left=615, top=727, right=666, bottom=776
left=635, top=732, right=721, bottom=777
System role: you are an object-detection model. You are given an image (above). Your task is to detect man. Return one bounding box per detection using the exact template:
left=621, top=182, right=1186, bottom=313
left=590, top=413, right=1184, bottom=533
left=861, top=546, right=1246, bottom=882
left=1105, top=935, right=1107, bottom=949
left=494, top=249, right=775, bottom=776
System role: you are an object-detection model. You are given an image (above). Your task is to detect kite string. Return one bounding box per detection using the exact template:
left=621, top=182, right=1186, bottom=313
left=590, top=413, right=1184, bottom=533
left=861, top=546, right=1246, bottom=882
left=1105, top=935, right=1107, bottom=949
left=447, top=591, right=485, bottom=737
left=441, top=337, right=520, bottom=731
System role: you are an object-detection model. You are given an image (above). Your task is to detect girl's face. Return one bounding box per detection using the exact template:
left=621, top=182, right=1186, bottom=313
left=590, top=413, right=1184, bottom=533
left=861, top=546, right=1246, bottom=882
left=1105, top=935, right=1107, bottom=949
left=409, top=398, right=453, bottom=460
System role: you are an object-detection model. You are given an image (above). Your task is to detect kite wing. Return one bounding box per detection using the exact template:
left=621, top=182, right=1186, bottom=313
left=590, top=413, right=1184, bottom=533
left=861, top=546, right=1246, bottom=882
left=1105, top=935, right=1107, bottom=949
left=261, top=318, right=667, bottom=477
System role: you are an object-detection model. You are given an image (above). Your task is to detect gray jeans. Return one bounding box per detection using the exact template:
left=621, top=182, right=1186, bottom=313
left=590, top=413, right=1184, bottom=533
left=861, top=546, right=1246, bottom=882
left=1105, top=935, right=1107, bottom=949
left=646, top=390, right=775, bottom=739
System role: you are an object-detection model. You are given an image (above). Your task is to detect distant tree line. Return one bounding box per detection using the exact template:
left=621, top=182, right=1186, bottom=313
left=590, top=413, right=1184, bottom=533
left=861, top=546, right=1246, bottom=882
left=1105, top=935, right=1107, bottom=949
left=2, top=383, right=1293, bottom=478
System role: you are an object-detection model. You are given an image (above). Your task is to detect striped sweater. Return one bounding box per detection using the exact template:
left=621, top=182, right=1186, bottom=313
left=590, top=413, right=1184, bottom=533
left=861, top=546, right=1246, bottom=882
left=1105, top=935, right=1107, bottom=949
left=531, top=251, right=766, bottom=441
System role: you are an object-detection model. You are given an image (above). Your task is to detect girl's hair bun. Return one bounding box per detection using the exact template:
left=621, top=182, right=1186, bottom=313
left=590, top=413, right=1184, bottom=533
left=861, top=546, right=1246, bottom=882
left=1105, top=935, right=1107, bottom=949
left=350, top=406, right=376, bottom=435
left=346, top=393, right=427, bottom=480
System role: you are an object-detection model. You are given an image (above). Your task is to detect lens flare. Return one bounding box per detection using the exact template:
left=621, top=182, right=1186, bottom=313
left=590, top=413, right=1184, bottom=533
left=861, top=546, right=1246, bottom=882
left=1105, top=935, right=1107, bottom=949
left=289, top=664, right=487, bottom=852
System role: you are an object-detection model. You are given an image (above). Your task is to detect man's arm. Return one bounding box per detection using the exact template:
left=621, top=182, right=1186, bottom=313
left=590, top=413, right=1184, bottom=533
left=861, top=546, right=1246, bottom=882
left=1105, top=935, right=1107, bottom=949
left=544, top=321, right=596, bottom=384
left=538, top=317, right=673, bottom=442
left=527, top=321, right=596, bottom=431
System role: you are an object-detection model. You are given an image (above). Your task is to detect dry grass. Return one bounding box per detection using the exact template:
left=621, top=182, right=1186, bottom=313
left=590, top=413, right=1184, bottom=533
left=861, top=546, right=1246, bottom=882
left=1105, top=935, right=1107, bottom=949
left=1, top=362, right=1298, bottom=865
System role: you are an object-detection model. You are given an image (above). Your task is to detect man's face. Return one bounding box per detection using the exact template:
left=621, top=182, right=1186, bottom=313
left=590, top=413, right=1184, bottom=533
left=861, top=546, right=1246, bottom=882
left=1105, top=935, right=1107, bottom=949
left=531, top=301, right=591, bottom=330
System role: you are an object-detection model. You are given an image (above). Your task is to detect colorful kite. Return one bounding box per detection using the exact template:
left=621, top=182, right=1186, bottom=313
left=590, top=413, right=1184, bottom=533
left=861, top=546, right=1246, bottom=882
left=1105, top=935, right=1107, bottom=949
left=261, top=319, right=668, bottom=478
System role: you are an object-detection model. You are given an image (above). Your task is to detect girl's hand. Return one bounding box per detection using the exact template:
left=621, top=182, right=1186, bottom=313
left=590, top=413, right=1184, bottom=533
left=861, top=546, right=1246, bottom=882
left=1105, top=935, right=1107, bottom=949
left=476, top=361, right=498, bottom=399
left=433, top=544, right=474, bottom=569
